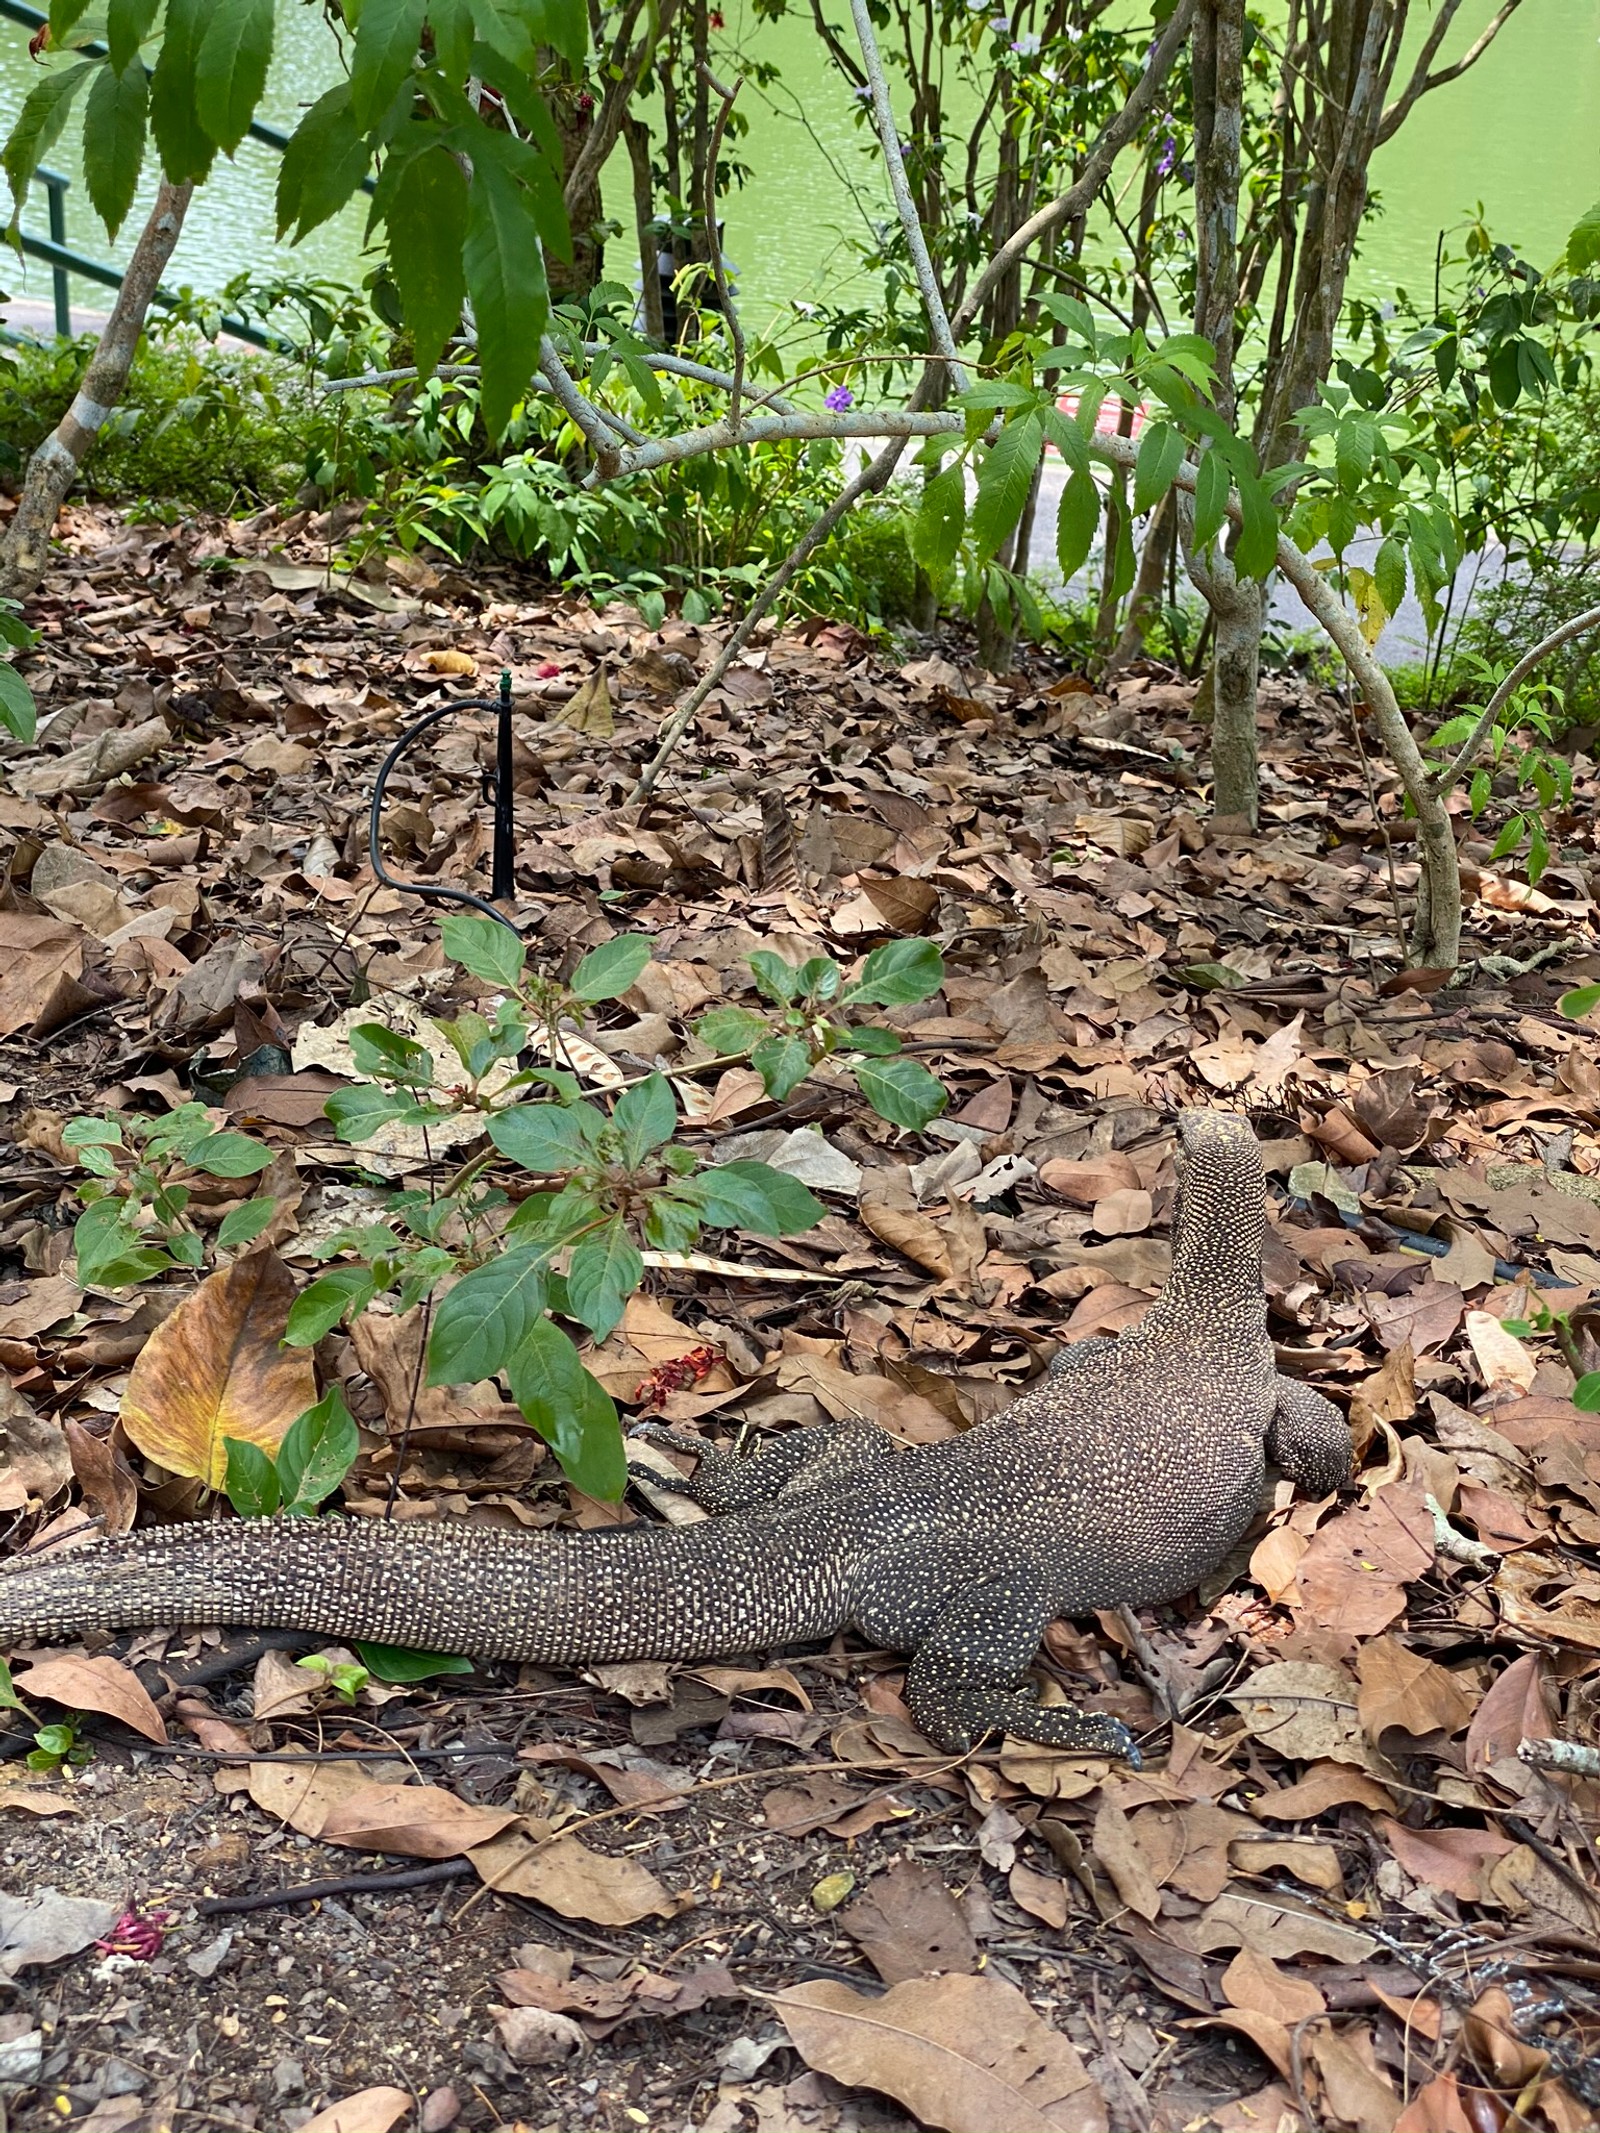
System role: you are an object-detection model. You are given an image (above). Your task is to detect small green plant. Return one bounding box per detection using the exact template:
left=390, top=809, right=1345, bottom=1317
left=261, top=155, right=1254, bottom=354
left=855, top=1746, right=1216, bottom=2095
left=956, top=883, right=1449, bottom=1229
left=1500, top=1295, right=1600, bottom=1407
left=696, top=939, right=948, bottom=1128
left=64, top=1105, right=276, bottom=1288
left=0, top=1659, right=92, bottom=1773
left=295, top=1653, right=371, bottom=1705
left=222, top=1387, right=362, bottom=1521
left=0, top=596, right=37, bottom=743
left=1424, top=657, right=1573, bottom=885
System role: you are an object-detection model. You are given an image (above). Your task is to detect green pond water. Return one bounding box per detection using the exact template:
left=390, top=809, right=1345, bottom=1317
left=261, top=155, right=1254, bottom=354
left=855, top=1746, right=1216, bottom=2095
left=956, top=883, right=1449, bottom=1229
left=1, top=0, right=1594, bottom=349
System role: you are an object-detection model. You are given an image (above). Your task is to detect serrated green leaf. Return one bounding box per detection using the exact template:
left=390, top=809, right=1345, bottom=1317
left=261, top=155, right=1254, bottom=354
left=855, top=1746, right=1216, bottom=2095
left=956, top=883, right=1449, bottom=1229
left=911, top=461, right=966, bottom=575
left=276, top=82, right=373, bottom=241
left=571, top=933, right=651, bottom=1002
left=565, top=1217, right=643, bottom=1341
left=507, top=1319, right=624, bottom=1498
left=1055, top=466, right=1100, bottom=583
left=440, top=912, right=526, bottom=989
left=0, top=663, right=37, bottom=746
left=688, top=1160, right=823, bottom=1236
left=106, top=0, right=160, bottom=72
left=4, top=61, right=94, bottom=211
left=851, top=1054, right=947, bottom=1130
left=464, top=128, right=554, bottom=436
left=1374, top=536, right=1407, bottom=620
left=278, top=1386, right=360, bottom=1513
left=82, top=57, right=146, bottom=237
left=695, top=1006, right=768, bottom=1056
left=194, top=0, right=274, bottom=153
left=428, top=1246, right=547, bottom=1384
left=848, top=938, right=944, bottom=1008
left=188, top=1130, right=273, bottom=1179
left=972, top=411, right=1043, bottom=562
left=284, top=1265, right=377, bottom=1345
left=149, top=0, right=217, bottom=181
left=386, top=141, right=469, bottom=378
left=1132, top=421, right=1185, bottom=515
left=351, top=0, right=428, bottom=126
left=223, top=1436, right=280, bottom=1518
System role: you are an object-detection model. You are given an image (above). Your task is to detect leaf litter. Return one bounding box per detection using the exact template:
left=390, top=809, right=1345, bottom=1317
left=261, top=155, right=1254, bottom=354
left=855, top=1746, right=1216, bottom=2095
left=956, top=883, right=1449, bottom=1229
left=0, top=501, right=1599, bottom=2128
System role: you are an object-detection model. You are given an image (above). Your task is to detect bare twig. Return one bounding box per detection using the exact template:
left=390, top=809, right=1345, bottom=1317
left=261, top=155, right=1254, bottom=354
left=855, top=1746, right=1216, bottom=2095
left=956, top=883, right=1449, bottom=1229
left=698, top=65, right=748, bottom=425
left=1377, top=0, right=1524, bottom=144
left=538, top=335, right=634, bottom=463
left=1435, top=604, right=1600, bottom=797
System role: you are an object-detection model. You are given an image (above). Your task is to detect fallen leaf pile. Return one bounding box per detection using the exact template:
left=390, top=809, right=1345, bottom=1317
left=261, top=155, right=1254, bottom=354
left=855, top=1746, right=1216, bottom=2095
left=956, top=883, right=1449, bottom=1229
left=1, top=499, right=1599, bottom=2130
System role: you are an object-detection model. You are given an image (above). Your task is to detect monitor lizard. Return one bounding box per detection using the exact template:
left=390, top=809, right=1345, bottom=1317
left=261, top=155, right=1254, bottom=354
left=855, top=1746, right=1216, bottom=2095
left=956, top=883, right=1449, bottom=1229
left=0, top=1110, right=1350, bottom=1758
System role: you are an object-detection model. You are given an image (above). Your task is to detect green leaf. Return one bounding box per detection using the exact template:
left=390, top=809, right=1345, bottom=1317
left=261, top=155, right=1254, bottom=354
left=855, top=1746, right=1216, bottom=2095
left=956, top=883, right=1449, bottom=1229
left=1559, top=983, right=1600, bottom=1020
left=565, top=1217, right=643, bottom=1341
left=613, top=1074, right=677, bottom=1166
left=911, top=461, right=966, bottom=575
left=351, top=0, right=429, bottom=126
left=687, top=1160, right=824, bottom=1236
left=1055, top=467, right=1100, bottom=583
left=387, top=141, right=469, bottom=378
left=278, top=1386, right=360, bottom=1514
left=324, top=1083, right=437, bottom=1144
left=194, top=0, right=274, bottom=153
left=217, top=1196, right=278, bottom=1251
left=848, top=938, right=944, bottom=1008
left=1374, top=536, right=1407, bottom=620
left=348, top=1022, right=436, bottom=1087
left=148, top=0, right=217, bottom=182
left=695, top=1006, right=767, bottom=1056
left=285, top=1265, right=377, bottom=1345
left=524, top=0, right=586, bottom=68
left=972, top=411, right=1043, bottom=562
left=571, top=933, right=651, bottom=1002
left=1231, top=471, right=1279, bottom=580
left=851, top=1054, right=947, bottom=1131
left=839, top=1024, right=902, bottom=1056
left=106, top=0, right=160, bottom=73
left=751, top=1033, right=812, bottom=1103
left=748, top=950, right=803, bottom=1005
left=49, top=0, right=93, bottom=42
left=276, top=82, right=373, bottom=241
left=223, top=1436, right=281, bottom=1518
left=488, top=1100, right=599, bottom=1175
left=1192, top=445, right=1229, bottom=550
left=4, top=61, right=94, bottom=211
left=82, top=57, right=147, bottom=238
left=0, top=663, right=37, bottom=746
left=0, top=1656, right=24, bottom=1713
left=464, top=128, right=553, bottom=438
left=1132, top=421, right=1185, bottom=515
left=506, top=1319, right=625, bottom=1498
left=188, top=1130, right=273, bottom=1178
left=73, top=1198, right=165, bottom=1287
left=354, top=1642, right=475, bottom=1682
left=440, top=912, right=526, bottom=989
left=428, top=1246, right=547, bottom=1384
left=643, top=1192, right=700, bottom=1253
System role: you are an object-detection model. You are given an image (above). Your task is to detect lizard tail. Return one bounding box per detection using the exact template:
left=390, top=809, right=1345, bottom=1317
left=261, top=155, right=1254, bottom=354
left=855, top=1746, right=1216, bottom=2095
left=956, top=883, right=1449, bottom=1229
left=0, top=1513, right=848, bottom=1664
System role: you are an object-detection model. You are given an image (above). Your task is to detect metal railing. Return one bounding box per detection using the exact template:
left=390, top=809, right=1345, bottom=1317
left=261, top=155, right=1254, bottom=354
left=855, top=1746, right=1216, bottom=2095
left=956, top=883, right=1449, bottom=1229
left=0, top=0, right=373, bottom=353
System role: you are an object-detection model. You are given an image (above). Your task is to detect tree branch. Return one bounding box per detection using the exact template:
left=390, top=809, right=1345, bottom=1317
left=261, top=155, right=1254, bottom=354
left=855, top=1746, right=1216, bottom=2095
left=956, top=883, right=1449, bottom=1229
left=1435, top=605, right=1600, bottom=798
left=1377, top=0, right=1523, bottom=145
left=698, top=65, right=748, bottom=426
left=564, top=0, right=680, bottom=210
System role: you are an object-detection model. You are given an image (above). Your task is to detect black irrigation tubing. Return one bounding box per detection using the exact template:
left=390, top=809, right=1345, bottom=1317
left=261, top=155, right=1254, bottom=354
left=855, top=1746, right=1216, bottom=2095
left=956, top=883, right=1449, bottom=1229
left=1291, top=1197, right=1566, bottom=1290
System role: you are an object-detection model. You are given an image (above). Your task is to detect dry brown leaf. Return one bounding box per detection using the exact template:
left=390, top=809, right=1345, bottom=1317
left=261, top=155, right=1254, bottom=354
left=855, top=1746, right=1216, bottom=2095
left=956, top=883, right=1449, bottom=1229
left=0, top=1377, right=70, bottom=1509
left=1253, top=1762, right=1396, bottom=1818
left=1229, top=1663, right=1366, bottom=1766
left=297, top=2088, right=414, bottom=2133
left=1377, top=1819, right=1513, bottom=1902
left=1037, top=1154, right=1140, bottom=1206
left=1465, top=1651, right=1554, bottom=1777
left=1228, top=1836, right=1344, bottom=1893
left=1189, top=2008, right=1295, bottom=2082
left=1007, top=1861, right=1068, bottom=1929
left=1493, top=1552, right=1600, bottom=1653
left=13, top=1653, right=167, bottom=1744
left=1091, top=1796, right=1161, bottom=1920
left=840, top=1862, right=978, bottom=1984
left=1308, top=2028, right=1400, bottom=2133
left=1090, top=1187, right=1152, bottom=1236
left=312, top=1781, right=515, bottom=1859
left=1356, top=1636, right=1476, bottom=1743
left=0, top=914, right=87, bottom=1039
left=62, top=1419, right=137, bottom=1536
left=1464, top=1309, right=1537, bottom=1394
left=0, top=1777, right=77, bottom=1818
left=1221, top=1947, right=1326, bottom=2025
left=1249, top=1525, right=1307, bottom=1603
left=1186, top=1888, right=1377, bottom=1962
left=468, top=1825, right=682, bottom=1926
left=1392, top=2073, right=1478, bottom=2133
left=118, top=1251, right=314, bottom=1488
left=1295, top=1482, right=1435, bottom=1635
left=247, top=1758, right=385, bottom=1837
left=1348, top=1343, right=1417, bottom=1435
left=774, top=1972, right=1108, bottom=2133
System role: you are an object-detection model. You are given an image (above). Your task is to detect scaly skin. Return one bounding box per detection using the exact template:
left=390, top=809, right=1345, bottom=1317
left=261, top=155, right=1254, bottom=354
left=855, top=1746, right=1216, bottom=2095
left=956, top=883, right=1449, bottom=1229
left=0, top=1112, right=1351, bottom=1757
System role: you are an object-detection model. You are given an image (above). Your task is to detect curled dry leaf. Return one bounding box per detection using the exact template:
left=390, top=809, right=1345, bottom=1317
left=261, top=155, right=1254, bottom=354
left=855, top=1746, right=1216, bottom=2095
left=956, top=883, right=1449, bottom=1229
left=1464, top=1309, right=1537, bottom=1394
left=0, top=1888, right=125, bottom=1976
left=13, top=1653, right=167, bottom=1744
left=468, top=1825, right=683, bottom=1927
left=1228, top=1662, right=1366, bottom=1767
left=775, top=1972, right=1108, bottom=2133
left=316, top=1781, right=517, bottom=1859
left=296, top=2087, right=415, bottom=2133
left=840, top=1861, right=978, bottom=1985
left=118, top=1251, right=314, bottom=1488
left=1355, top=1635, right=1475, bottom=1744
left=0, top=1376, right=71, bottom=1509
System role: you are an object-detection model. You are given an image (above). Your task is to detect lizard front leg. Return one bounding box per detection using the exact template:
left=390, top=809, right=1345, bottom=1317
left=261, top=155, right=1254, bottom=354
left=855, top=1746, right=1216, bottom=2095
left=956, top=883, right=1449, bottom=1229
left=1268, top=1376, right=1351, bottom=1498
left=903, top=1564, right=1140, bottom=1766
left=630, top=1416, right=890, bottom=1515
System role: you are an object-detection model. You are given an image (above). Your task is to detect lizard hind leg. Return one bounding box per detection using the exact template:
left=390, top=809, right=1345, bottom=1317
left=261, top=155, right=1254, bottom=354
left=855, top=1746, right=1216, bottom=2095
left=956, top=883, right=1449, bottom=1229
left=904, top=1568, right=1141, bottom=1768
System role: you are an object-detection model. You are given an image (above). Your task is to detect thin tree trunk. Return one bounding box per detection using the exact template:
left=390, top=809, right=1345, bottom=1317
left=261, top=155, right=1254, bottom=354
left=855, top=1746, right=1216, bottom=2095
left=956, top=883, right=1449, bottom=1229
left=0, top=181, right=191, bottom=602
left=624, top=114, right=665, bottom=342
left=1106, top=487, right=1175, bottom=676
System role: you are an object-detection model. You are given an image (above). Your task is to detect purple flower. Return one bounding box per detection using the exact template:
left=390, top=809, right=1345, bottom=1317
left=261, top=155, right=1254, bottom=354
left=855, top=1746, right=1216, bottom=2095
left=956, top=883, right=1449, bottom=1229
left=825, top=385, right=855, bottom=412
left=1155, top=133, right=1177, bottom=178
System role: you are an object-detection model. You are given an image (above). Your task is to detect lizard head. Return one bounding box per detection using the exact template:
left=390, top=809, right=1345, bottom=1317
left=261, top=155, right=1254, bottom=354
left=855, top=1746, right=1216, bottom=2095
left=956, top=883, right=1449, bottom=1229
left=1169, top=1109, right=1267, bottom=1293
